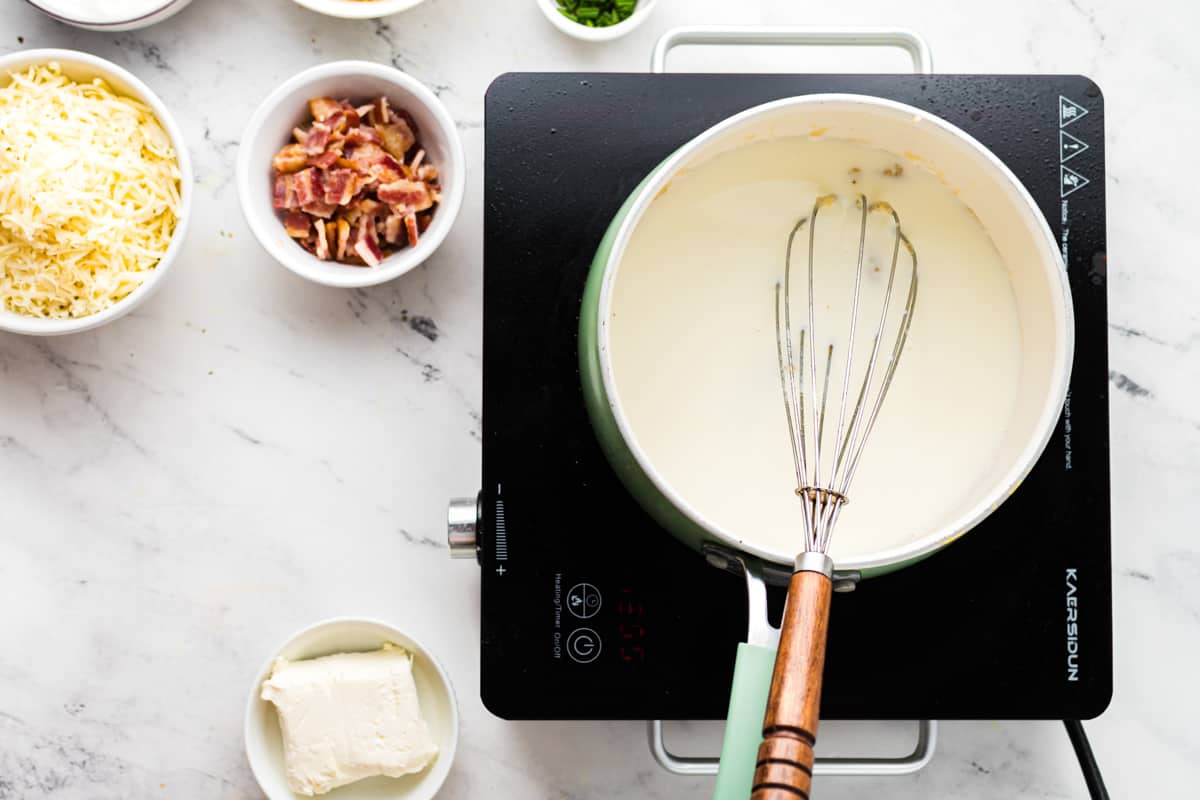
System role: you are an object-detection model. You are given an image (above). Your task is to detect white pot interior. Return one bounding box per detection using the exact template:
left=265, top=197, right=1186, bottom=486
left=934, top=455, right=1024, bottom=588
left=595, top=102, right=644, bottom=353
left=598, top=95, right=1073, bottom=571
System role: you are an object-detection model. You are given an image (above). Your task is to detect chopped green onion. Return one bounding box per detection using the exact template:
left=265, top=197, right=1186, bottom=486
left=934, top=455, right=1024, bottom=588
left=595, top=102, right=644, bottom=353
left=554, top=0, right=639, bottom=27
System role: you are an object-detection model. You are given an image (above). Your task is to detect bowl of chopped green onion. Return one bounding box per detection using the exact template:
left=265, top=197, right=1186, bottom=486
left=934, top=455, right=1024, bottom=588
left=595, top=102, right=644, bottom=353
left=537, top=0, right=657, bottom=42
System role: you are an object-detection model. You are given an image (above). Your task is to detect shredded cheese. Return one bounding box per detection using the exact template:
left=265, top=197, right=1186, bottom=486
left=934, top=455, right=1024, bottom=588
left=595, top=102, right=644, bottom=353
left=0, top=63, right=181, bottom=319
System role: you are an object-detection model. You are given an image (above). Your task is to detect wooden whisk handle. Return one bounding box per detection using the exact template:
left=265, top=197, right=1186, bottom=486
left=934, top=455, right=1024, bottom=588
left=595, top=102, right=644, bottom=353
left=751, top=567, right=833, bottom=800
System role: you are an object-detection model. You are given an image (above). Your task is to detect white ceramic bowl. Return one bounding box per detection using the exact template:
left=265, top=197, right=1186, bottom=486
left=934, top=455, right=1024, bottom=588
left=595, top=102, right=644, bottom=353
left=290, top=0, right=427, bottom=20
left=237, top=61, right=464, bottom=288
left=0, top=49, right=193, bottom=337
left=536, top=0, right=658, bottom=42
left=245, top=618, right=459, bottom=800
left=22, top=0, right=193, bottom=30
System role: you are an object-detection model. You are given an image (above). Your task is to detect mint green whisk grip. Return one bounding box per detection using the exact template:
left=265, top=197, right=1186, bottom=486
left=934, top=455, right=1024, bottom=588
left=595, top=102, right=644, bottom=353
left=713, top=642, right=777, bottom=800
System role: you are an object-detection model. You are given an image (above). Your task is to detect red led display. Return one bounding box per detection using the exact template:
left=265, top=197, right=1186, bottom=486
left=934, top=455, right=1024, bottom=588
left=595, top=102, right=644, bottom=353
left=617, top=587, right=646, bottom=663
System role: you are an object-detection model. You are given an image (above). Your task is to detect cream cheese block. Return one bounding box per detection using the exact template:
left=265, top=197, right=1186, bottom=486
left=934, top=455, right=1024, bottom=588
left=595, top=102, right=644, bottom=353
left=261, top=644, right=439, bottom=796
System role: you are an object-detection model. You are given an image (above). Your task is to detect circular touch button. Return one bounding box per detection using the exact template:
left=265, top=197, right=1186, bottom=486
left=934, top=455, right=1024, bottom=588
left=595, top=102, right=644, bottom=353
left=567, top=582, right=602, bottom=619
left=566, top=628, right=602, bottom=664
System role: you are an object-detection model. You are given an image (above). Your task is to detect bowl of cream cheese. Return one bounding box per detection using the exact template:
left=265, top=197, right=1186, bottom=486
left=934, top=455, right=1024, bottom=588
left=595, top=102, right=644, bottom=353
left=245, top=618, right=459, bottom=800
left=23, top=0, right=193, bottom=30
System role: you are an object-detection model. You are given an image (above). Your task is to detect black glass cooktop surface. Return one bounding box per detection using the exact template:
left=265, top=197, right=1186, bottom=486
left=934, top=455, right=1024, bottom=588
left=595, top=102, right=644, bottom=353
left=476, top=73, right=1110, bottom=721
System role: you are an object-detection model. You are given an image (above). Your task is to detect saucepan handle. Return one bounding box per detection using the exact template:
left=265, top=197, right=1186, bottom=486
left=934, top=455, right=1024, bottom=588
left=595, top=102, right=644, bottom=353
left=649, top=26, right=934, bottom=75
left=712, top=643, right=779, bottom=799
left=680, top=543, right=934, bottom=792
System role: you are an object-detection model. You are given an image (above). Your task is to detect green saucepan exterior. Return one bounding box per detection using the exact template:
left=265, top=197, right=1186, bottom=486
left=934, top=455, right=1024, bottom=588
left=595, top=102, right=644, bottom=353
left=577, top=94, right=1074, bottom=580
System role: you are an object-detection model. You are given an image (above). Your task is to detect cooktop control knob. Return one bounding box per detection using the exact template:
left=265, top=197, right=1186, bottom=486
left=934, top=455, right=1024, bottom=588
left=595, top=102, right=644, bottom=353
left=447, top=495, right=480, bottom=562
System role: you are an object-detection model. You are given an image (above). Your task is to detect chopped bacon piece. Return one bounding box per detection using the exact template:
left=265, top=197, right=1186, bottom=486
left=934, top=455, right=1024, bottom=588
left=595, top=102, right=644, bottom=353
left=273, top=143, right=309, bottom=174
left=322, top=110, right=348, bottom=135
left=404, top=214, right=419, bottom=246
left=301, top=198, right=337, bottom=219
left=308, top=97, right=342, bottom=122
left=383, top=214, right=403, bottom=244
left=293, top=169, right=320, bottom=206
left=347, top=186, right=371, bottom=207
left=378, top=120, right=416, bottom=160
left=379, top=96, right=390, bottom=125
left=378, top=179, right=433, bottom=213
left=409, top=149, right=425, bottom=171
left=301, top=123, right=332, bottom=156
left=315, top=218, right=330, bottom=259
left=336, top=218, right=350, bottom=260
left=351, top=198, right=383, bottom=221
left=368, top=155, right=404, bottom=185
left=283, top=211, right=310, bottom=238
left=273, top=174, right=297, bottom=210
left=345, top=143, right=387, bottom=170
left=308, top=149, right=340, bottom=169
left=416, top=164, right=439, bottom=182
left=345, top=126, right=382, bottom=146
left=323, top=168, right=358, bottom=206
left=351, top=218, right=383, bottom=267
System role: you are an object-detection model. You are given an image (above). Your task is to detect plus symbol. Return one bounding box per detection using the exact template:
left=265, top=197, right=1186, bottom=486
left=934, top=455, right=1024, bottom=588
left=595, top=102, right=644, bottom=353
left=496, top=565, right=507, bottom=576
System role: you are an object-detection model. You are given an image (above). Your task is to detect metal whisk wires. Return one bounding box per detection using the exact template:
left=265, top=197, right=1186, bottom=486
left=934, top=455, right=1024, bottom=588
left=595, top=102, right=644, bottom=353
left=774, top=193, right=918, bottom=555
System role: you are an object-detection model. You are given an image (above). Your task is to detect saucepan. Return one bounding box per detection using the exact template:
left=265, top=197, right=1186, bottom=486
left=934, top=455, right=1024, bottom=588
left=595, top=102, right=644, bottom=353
left=577, top=28, right=1073, bottom=799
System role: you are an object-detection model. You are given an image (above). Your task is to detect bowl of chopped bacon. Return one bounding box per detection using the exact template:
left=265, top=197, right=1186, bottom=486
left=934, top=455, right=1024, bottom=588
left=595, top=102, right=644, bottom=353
left=237, top=61, right=464, bottom=288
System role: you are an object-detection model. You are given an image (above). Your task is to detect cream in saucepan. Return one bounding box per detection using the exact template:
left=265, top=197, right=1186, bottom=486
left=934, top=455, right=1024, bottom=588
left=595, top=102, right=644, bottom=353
left=608, top=136, right=1024, bottom=564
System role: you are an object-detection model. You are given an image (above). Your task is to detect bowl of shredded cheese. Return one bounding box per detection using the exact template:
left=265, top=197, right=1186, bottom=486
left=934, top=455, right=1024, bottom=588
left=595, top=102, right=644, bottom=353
left=0, top=49, right=192, bottom=336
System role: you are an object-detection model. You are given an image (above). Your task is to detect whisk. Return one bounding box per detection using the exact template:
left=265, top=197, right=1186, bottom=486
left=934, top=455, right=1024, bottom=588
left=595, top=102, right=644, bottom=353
left=751, top=194, right=917, bottom=800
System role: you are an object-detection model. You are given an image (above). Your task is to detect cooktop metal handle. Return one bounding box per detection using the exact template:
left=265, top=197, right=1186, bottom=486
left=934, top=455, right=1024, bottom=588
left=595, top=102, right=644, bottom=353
left=647, top=719, right=937, bottom=777
left=650, top=26, right=934, bottom=75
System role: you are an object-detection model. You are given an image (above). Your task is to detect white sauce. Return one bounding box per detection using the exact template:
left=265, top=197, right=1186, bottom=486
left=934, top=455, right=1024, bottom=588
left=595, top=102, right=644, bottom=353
left=34, top=0, right=170, bottom=23
left=608, top=136, right=1024, bottom=564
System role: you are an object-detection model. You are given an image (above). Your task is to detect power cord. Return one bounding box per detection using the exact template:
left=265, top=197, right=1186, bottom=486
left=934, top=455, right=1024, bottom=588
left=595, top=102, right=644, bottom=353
left=1064, top=719, right=1110, bottom=799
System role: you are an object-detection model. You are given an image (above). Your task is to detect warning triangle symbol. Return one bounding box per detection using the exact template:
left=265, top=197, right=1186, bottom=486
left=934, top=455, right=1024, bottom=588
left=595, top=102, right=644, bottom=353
left=1061, top=165, right=1090, bottom=198
left=1060, top=96, right=1088, bottom=128
left=1060, top=129, right=1089, bottom=163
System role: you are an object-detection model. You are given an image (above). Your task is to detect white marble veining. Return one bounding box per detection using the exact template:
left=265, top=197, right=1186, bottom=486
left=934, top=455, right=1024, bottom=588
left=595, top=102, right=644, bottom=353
left=0, top=0, right=1196, bottom=797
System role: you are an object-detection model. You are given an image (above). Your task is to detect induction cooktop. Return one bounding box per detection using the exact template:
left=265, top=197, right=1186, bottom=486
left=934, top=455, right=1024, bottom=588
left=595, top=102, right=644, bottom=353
left=464, top=72, right=1111, bottom=721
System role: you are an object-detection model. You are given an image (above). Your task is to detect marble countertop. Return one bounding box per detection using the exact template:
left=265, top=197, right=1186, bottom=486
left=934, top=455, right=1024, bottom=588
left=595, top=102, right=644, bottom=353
left=1, top=0, right=1196, bottom=797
